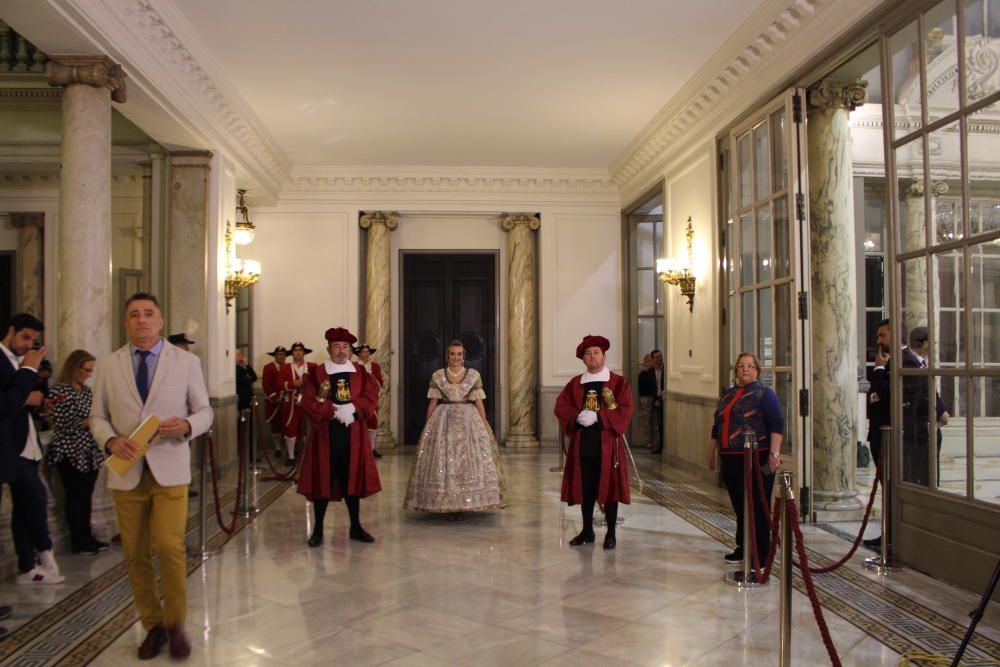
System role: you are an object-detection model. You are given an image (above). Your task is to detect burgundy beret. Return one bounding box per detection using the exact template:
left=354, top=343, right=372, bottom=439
left=576, top=334, right=610, bottom=359
left=324, top=327, right=358, bottom=344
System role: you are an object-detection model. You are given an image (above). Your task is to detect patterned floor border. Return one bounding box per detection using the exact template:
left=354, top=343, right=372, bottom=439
left=632, top=463, right=1000, bottom=663
left=0, top=476, right=292, bottom=667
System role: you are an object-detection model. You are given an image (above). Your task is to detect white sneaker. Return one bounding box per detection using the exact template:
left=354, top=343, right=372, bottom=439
left=38, top=549, right=60, bottom=576
left=17, top=567, right=65, bottom=585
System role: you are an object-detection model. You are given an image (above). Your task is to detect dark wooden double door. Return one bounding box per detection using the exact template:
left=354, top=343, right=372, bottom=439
left=402, top=253, right=497, bottom=444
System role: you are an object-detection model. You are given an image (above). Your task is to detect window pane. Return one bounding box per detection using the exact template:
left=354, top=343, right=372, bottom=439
left=740, top=213, right=754, bottom=286
left=928, top=122, right=962, bottom=245
left=936, top=197, right=963, bottom=242
left=866, top=311, right=886, bottom=363
left=771, top=108, right=787, bottom=193
left=865, top=256, right=885, bottom=310
left=636, top=221, right=655, bottom=268
left=925, top=1, right=959, bottom=121
left=754, top=120, right=771, bottom=201
left=738, top=132, right=752, bottom=209
left=890, top=20, right=922, bottom=140
left=758, top=286, right=773, bottom=367
left=901, top=370, right=934, bottom=486
left=775, top=371, right=794, bottom=456
left=968, top=100, right=1000, bottom=236
left=741, top=291, right=755, bottom=355
left=726, top=220, right=736, bottom=294
left=637, top=318, right=655, bottom=365
left=971, top=246, right=1000, bottom=365
left=972, top=376, right=1000, bottom=506
left=990, top=0, right=1000, bottom=37
left=637, top=269, right=656, bottom=316
left=774, top=195, right=790, bottom=279
left=897, top=139, right=926, bottom=253
left=864, top=179, right=886, bottom=252
left=966, top=0, right=994, bottom=102
left=654, top=220, right=663, bottom=266
left=933, top=250, right=965, bottom=365
left=936, top=376, right=966, bottom=497
left=757, top=204, right=773, bottom=283
left=775, top=283, right=792, bottom=367
left=902, top=256, right=929, bottom=338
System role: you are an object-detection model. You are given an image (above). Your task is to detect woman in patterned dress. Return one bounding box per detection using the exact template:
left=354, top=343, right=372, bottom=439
left=404, top=340, right=506, bottom=516
left=47, top=349, right=108, bottom=554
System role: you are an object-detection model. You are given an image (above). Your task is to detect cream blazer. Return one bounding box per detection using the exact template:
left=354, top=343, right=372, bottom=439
left=90, top=341, right=214, bottom=490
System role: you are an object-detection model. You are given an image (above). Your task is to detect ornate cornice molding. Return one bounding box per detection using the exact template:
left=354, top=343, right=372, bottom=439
left=611, top=0, right=850, bottom=189
left=44, top=54, right=127, bottom=102
left=282, top=168, right=617, bottom=196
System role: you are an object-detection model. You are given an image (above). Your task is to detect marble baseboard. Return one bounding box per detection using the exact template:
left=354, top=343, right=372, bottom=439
left=665, top=391, right=717, bottom=483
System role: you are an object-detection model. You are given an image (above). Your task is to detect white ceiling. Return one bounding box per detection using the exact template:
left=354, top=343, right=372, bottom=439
left=169, top=0, right=765, bottom=169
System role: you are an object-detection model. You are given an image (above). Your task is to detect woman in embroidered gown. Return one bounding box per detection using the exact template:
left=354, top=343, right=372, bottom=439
left=404, top=340, right=506, bottom=514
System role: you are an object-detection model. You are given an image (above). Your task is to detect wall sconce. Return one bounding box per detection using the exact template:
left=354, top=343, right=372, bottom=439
left=657, top=216, right=697, bottom=312
left=233, top=189, right=256, bottom=245
left=224, top=220, right=261, bottom=312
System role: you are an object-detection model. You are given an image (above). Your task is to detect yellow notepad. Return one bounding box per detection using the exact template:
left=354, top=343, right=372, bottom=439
left=104, top=415, right=162, bottom=478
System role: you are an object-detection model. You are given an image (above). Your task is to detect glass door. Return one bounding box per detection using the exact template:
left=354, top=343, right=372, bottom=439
left=726, top=90, right=812, bottom=506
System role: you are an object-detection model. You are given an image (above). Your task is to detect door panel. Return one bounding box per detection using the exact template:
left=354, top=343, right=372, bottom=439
left=402, top=253, right=497, bottom=444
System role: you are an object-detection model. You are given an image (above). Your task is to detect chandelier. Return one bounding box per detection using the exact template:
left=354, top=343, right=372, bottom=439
left=224, top=218, right=261, bottom=312
left=233, top=189, right=256, bottom=245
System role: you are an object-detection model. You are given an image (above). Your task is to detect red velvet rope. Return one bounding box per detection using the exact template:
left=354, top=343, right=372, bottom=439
left=204, top=433, right=244, bottom=535
left=788, top=500, right=843, bottom=667
left=804, top=468, right=881, bottom=574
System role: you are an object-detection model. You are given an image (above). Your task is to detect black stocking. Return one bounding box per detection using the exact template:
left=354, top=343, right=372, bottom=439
left=312, top=499, right=329, bottom=536
left=345, top=495, right=361, bottom=530
left=604, top=502, right=618, bottom=537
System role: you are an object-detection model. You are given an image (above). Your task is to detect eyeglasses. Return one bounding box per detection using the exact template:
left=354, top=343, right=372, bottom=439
left=80, top=367, right=94, bottom=373
left=736, top=364, right=758, bottom=370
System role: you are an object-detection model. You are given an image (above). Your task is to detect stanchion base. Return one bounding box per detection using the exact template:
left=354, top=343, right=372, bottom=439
left=548, top=466, right=564, bottom=472
left=593, top=516, right=625, bottom=527
left=724, top=570, right=768, bottom=588
left=241, top=506, right=261, bottom=519
left=187, top=546, right=222, bottom=560
left=863, top=556, right=907, bottom=574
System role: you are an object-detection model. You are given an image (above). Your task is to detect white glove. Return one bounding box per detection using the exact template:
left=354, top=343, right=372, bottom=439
left=576, top=410, right=598, bottom=427
left=334, top=404, right=356, bottom=426
left=338, top=403, right=356, bottom=417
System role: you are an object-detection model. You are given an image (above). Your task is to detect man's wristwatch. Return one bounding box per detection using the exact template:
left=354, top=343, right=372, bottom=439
left=770, top=451, right=781, bottom=459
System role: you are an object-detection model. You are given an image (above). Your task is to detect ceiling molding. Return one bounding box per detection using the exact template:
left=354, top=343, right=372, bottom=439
left=37, top=0, right=291, bottom=198
left=282, top=166, right=619, bottom=196
left=610, top=0, right=881, bottom=192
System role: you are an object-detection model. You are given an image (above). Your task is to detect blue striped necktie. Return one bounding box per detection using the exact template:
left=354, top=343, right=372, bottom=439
left=135, top=350, right=151, bottom=403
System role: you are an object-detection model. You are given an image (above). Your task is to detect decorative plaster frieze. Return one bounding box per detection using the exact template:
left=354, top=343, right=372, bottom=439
left=282, top=171, right=618, bottom=196
left=611, top=0, right=840, bottom=189
left=0, top=173, right=60, bottom=187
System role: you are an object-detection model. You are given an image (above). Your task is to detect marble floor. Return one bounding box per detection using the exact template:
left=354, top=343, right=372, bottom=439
left=22, top=449, right=996, bottom=666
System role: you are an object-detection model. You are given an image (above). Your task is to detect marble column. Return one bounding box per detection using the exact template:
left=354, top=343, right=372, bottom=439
left=167, top=151, right=212, bottom=369
left=501, top=213, right=540, bottom=448
left=807, top=81, right=867, bottom=518
left=901, top=179, right=948, bottom=333
left=360, top=211, right=398, bottom=449
left=46, top=55, right=125, bottom=363
left=46, top=55, right=126, bottom=540
left=10, top=212, right=44, bottom=317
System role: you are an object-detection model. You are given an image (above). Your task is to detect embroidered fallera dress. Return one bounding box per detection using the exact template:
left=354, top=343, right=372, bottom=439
left=404, top=368, right=507, bottom=512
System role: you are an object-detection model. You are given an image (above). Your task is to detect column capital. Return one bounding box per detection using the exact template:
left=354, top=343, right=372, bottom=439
left=500, top=213, right=540, bottom=232
left=170, top=150, right=213, bottom=169
left=45, top=55, right=127, bottom=103
left=807, top=80, right=868, bottom=111
left=9, top=212, right=44, bottom=229
left=360, top=211, right=398, bottom=231
left=905, top=179, right=949, bottom=198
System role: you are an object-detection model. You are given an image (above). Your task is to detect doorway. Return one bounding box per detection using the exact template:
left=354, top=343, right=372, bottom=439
left=401, top=252, right=498, bottom=444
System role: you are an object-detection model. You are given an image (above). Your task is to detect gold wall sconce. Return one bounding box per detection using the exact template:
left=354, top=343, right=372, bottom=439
left=656, top=216, right=697, bottom=312
left=233, top=189, right=256, bottom=245
left=224, top=198, right=261, bottom=313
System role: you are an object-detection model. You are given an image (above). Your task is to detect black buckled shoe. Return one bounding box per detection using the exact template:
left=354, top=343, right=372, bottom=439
left=724, top=549, right=744, bottom=563
left=349, top=527, right=375, bottom=543
left=603, top=534, right=616, bottom=550
left=569, top=530, right=596, bottom=546
left=307, top=531, right=323, bottom=548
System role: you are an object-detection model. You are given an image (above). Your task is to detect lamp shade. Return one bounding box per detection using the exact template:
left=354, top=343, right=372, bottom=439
left=241, top=259, right=261, bottom=277
left=233, top=223, right=255, bottom=246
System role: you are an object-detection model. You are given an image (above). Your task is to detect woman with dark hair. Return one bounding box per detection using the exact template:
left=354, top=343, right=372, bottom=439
left=404, top=340, right=506, bottom=516
left=709, top=352, right=784, bottom=567
left=47, top=349, right=108, bottom=554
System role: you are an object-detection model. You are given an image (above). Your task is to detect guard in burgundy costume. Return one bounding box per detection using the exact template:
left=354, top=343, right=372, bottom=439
left=353, top=343, right=384, bottom=458
left=554, top=334, right=633, bottom=550
left=298, top=327, right=381, bottom=546
left=279, top=342, right=315, bottom=465
left=262, top=346, right=288, bottom=458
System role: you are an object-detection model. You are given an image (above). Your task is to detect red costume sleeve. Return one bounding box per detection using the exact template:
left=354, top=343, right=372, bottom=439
left=262, top=364, right=280, bottom=401
left=352, top=364, right=379, bottom=422
left=300, top=367, right=335, bottom=421
left=553, top=377, right=581, bottom=437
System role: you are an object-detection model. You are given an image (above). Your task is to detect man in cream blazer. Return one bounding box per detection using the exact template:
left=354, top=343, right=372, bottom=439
left=90, top=292, right=212, bottom=661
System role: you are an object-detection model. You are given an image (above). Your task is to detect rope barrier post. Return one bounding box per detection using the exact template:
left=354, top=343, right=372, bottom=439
left=195, top=430, right=221, bottom=559
left=864, top=425, right=906, bottom=574
left=725, top=429, right=766, bottom=589
left=240, top=408, right=260, bottom=519
left=778, top=471, right=794, bottom=667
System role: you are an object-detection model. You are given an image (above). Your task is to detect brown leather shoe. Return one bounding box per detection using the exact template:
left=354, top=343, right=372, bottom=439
left=137, top=625, right=167, bottom=660
left=168, top=625, right=191, bottom=659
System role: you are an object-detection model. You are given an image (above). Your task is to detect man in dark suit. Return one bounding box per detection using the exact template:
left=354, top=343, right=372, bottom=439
left=901, top=327, right=949, bottom=487
left=1, top=313, right=64, bottom=590
left=863, top=318, right=891, bottom=550
left=638, top=349, right=663, bottom=453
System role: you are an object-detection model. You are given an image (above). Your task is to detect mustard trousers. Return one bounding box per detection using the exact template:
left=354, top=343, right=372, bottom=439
left=113, top=466, right=189, bottom=629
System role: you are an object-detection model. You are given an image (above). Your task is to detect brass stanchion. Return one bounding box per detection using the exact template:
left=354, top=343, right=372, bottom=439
left=240, top=408, right=260, bottom=519
left=195, top=431, right=221, bottom=559
left=778, top=471, right=794, bottom=667
left=864, top=425, right=906, bottom=574
left=725, top=429, right=766, bottom=588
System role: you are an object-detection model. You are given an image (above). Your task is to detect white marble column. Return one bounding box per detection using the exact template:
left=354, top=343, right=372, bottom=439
left=360, top=211, right=398, bottom=449
left=46, top=55, right=126, bottom=539
left=10, top=212, right=44, bottom=317
left=902, top=179, right=948, bottom=333
left=46, top=55, right=125, bottom=362
left=807, top=81, right=867, bottom=518
left=501, top=213, right=540, bottom=448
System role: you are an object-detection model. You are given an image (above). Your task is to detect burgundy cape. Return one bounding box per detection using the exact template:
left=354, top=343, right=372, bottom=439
left=296, top=362, right=382, bottom=501
left=279, top=361, right=315, bottom=437
left=261, top=361, right=284, bottom=428
left=554, top=371, right=634, bottom=506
